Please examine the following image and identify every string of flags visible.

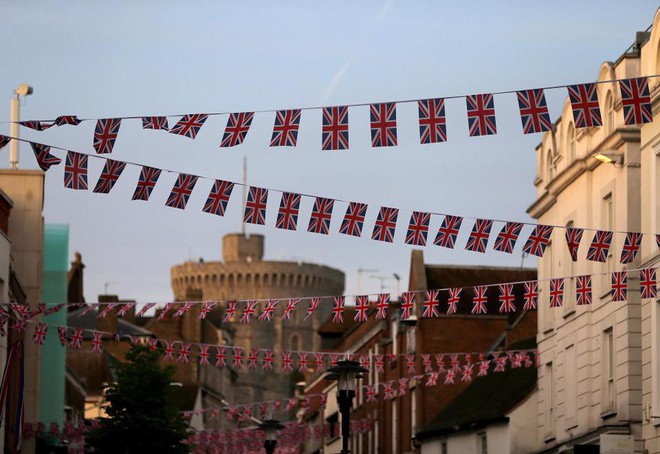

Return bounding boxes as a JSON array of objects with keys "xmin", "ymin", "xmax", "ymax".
[
  {"xmin": 9, "ymin": 76, "xmax": 657, "ymax": 151},
  {"xmin": 2, "ymin": 135, "xmax": 660, "ymax": 259}
]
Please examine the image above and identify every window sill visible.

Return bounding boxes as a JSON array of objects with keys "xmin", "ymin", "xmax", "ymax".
[
  {"xmin": 542, "ymin": 326, "xmax": 554, "ymax": 335},
  {"xmin": 543, "ymin": 433, "xmax": 556, "ymax": 443},
  {"xmin": 565, "ymin": 418, "xmax": 578, "ymax": 430},
  {"xmin": 600, "ymin": 409, "xmax": 617, "ymax": 419},
  {"xmin": 562, "ymin": 308, "xmax": 576, "ymax": 319}
]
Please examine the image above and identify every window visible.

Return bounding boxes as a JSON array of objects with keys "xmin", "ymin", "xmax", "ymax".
[
  {"xmin": 565, "ymin": 345, "xmax": 577, "ymax": 425},
  {"xmin": 603, "ymin": 328, "xmax": 616, "ymax": 413},
  {"xmin": 290, "ymin": 334, "xmax": 300, "ymax": 353},
  {"xmin": 545, "ymin": 362, "xmax": 555, "ymax": 436},
  {"xmin": 441, "ymin": 440, "xmax": 448, "ymax": 454},
  {"xmin": 568, "ymin": 123, "xmax": 576, "ymax": 163},
  {"xmin": 547, "ymin": 150, "xmax": 555, "ymax": 182},
  {"xmin": 605, "ymin": 91, "xmax": 614, "ymax": 135},
  {"xmin": 478, "ymin": 432, "xmax": 488, "ymax": 454},
  {"xmin": 406, "ymin": 327, "xmax": 416, "ymax": 353}
]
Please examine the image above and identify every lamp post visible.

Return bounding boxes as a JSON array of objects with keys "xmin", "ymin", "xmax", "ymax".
[
  {"xmin": 9, "ymin": 83, "xmax": 33, "ymax": 169},
  {"xmin": 326, "ymin": 360, "xmax": 368, "ymax": 454},
  {"xmin": 258, "ymin": 419, "xmax": 284, "ymax": 454}
]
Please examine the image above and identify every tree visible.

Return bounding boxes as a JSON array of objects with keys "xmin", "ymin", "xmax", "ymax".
[{"xmin": 87, "ymin": 344, "xmax": 189, "ymax": 453}]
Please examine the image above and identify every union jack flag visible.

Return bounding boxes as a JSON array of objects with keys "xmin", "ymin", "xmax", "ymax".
[
  {"xmin": 202, "ymin": 179, "xmax": 234, "ymax": 217},
  {"xmin": 315, "ymin": 352, "xmax": 326, "ymax": 373},
  {"xmin": 447, "ymin": 287, "xmax": 461, "ymax": 314},
  {"xmin": 549, "ymin": 278, "xmax": 564, "ymax": 308},
  {"xmin": 244, "ymin": 186, "xmax": 268, "ymax": 225},
  {"xmin": 259, "ymin": 299, "xmax": 278, "ymax": 321},
  {"xmin": 0, "ymin": 135, "xmax": 10, "ymax": 150},
  {"xmin": 516, "ymin": 89, "xmax": 553, "ymax": 134},
  {"xmin": 248, "ymin": 349, "xmax": 259, "ymax": 369},
  {"xmin": 132, "ymin": 166, "xmax": 162, "ymax": 201},
  {"xmin": 418, "ymin": 98, "xmax": 447, "ymax": 144},
  {"xmin": 619, "ymin": 232, "xmax": 642, "ymax": 264},
  {"xmin": 576, "ymin": 275, "xmax": 592, "ymax": 306},
  {"xmin": 177, "ymin": 343, "xmax": 191, "ymax": 364},
  {"xmin": 478, "ymin": 358, "xmax": 491, "ymax": 377},
  {"xmin": 375, "ymin": 293, "xmax": 389, "ymax": 319},
  {"xmin": 198, "ymin": 301, "xmax": 216, "ymax": 319},
  {"xmin": 586, "ymin": 230, "xmax": 613, "ymax": 263},
  {"xmin": 493, "ymin": 222, "xmax": 524, "ymax": 254},
  {"xmin": 405, "ymin": 211, "xmax": 431, "ymax": 246},
  {"xmin": 165, "ymin": 173, "xmax": 198, "ymax": 209},
  {"xmin": 370, "ymin": 102, "xmax": 397, "ymax": 147},
  {"xmin": 92, "ymin": 332, "xmax": 103, "ymax": 354},
  {"xmin": 198, "ymin": 345, "xmax": 210, "ymax": 366},
  {"xmin": 93, "ymin": 159, "xmax": 126, "ymax": 194},
  {"xmin": 435, "ymin": 354, "xmax": 446, "ymax": 373},
  {"xmin": 69, "ymin": 328, "xmax": 84, "ymax": 350},
  {"xmin": 282, "ymin": 298, "xmax": 299, "ymax": 320},
  {"xmin": 169, "ymin": 114, "xmax": 208, "ymax": 139},
  {"xmin": 426, "ymin": 372, "xmax": 440, "ymax": 387},
  {"xmin": 401, "ymin": 291, "xmax": 415, "ymax": 319},
  {"xmin": 321, "ymin": 106, "xmax": 349, "ymax": 150},
  {"xmin": 371, "ymin": 206, "xmax": 398, "ymax": 243},
  {"xmin": 461, "ymin": 363, "xmax": 474, "ymax": 383},
  {"xmin": 21, "ymin": 120, "xmax": 54, "ymax": 130},
  {"xmin": 33, "ymin": 322, "xmax": 47, "ymax": 345},
  {"xmin": 298, "ymin": 352, "xmax": 308, "ymax": 373},
  {"xmin": 640, "ymin": 268, "xmax": 657, "ymax": 300},
  {"xmin": 275, "ymin": 192, "xmax": 301, "ymax": 231},
  {"xmin": 471, "ymin": 286, "xmax": 488, "ymax": 314},
  {"xmin": 332, "ymin": 296, "xmax": 345, "ymax": 323},
  {"xmin": 434, "ymin": 215, "xmax": 463, "ymax": 248},
  {"xmin": 399, "ymin": 377, "xmax": 410, "ymax": 395},
  {"xmin": 339, "ymin": 202, "xmax": 367, "ymax": 237},
  {"xmin": 568, "ymin": 83, "xmax": 602, "ymax": 128},
  {"xmin": 93, "ymin": 118, "xmax": 122, "ymax": 154},
  {"xmin": 223, "ymin": 300, "xmax": 237, "ymax": 322},
  {"xmin": 215, "ymin": 347, "xmax": 227, "ymax": 368},
  {"xmin": 54, "ymin": 115, "xmax": 82, "ymax": 126},
  {"xmin": 31, "ymin": 143, "xmax": 61, "ymax": 171},
  {"xmin": 270, "ymin": 109, "xmax": 301, "ymax": 147},
  {"xmin": 383, "ymin": 381, "xmax": 396, "ymax": 399},
  {"xmin": 494, "ymin": 355, "xmax": 507, "ymax": 372},
  {"xmin": 444, "ymin": 369, "xmax": 456, "ymax": 385},
  {"xmin": 263, "ymin": 350, "xmax": 274, "ymax": 370},
  {"xmin": 465, "ymin": 219, "xmax": 493, "ymax": 253},
  {"xmin": 305, "ymin": 297, "xmax": 321, "ymax": 320},
  {"xmin": 172, "ymin": 302, "xmax": 194, "ymax": 318},
  {"xmin": 281, "ymin": 351, "xmax": 293, "ymax": 372},
  {"xmin": 366, "ymin": 384, "xmax": 378, "ymax": 402},
  {"xmin": 308, "ymin": 197, "xmax": 334, "ymax": 235},
  {"xmin": 64, "ymin": 151, "xmax": 88, "ymax": 190},
  {"xmin": 241, "ymin": 300, "xmax": 258, "ymax": 323},
  {"xmin": 220, "ymin": 112, "xmax": 254, "ymax": 147},
  {"xmin": 57, "ymin": 327, "xmax": 67, "ymax": 346},
  {"xmin": 498, "ymin": 284, "xmax": 515, "ymax": 313},
  {"xmin": 375, "ymin": 354, "xmax": 385, "ymax": 373},
  {"xmin": 232, "ymin": 348, "xmax": 244, "ymax": 369},
  {"xmin": 611, "ymin": 271, "xmax": 627, "ymax": 302},
  {"xmin": 565, "ymin": 227, "xmax": 584, "ymax": 262},
  {"xmin": 522, "ymin": 225, "xmax": 554, "ymax": 257},
  {"xmin": 422, "ymin": 290, "xmax": 440, "ymax": 318},
  {"xmin": 466, "ymin": 93, "xmax": 497, "ymax": 136},
  {"xmin": 354, "ymin": 295, "xmax": 369, "ymax": 322},
  {"xmin": 421, "ymin": 354, "xmax": 433, "ymax": 373},
  {"xmin": 141, "ymin": 116, "xmax": 169, "ymax": 130},
  {"xmin": 619, "ymin": 77, "xmax": 653, "ymax": 125}
]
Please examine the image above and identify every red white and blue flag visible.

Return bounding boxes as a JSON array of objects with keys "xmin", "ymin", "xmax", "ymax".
[
  {"xmin": 276, "ymin": 192, "xmax": 301, "ymax": 231},
  {"xmin": 568, "ymin": 83, "xmax": 602, "ymax": 128},
  {"xmin": 270, "ymin": 109, "xmax": 301, "ymax": 147},
  {"xmin": 198, "ymin": 345, "xmax": 210, "ymax": 366},
  {"xmin": 354, "ymin": 296, "xmax": 369, "ymax": 322},
  {"xmin": 434, "ymin": 215, "xmax": 463, "ymax": 248},
  {"xmin": 93, "ymin": 118, "xmax": 122, "ymax": 154},
  {"xmin": 586, "ymin": 230, "xmax": 613, "ymax": 263},
  {"xmin": 471, "ymin": 286, "xmax": 488, "ymax": 314},
  {"xmin": 405, "ymin": 211, "xmax": 431, "ymax": 246},
  {"xmin": 447, "ymin": 288, "xmax": 461, "ymax": 314},
  {"xmin": 465, "ymin": 219, "xmax": 493, "ymax": 253},
  {"xmin": 91, "ymin": 332, "xmax": 103, "ymax": 354},
  {"xmin": 498, "ymin": 284, "xmax": 515, "ymax": 313},
  {"xmin": 401, "ymin": 292, "xmax": 415, "ymax": 319},
  {"xmin": 549, "ymin": 278, "xmax": 564, "ymax": 308},
  {"xmin": 619, "ymin": 232, "xmax": 642, "ymax": 264},
  {"xmin": 220, "ymin": 112, "xmax": 254, "ymax": 147},
  {"xmin": 282, "ymin": 298, "xmax": 299, "ymax": 320},
  {"xmin": 332, "ymin": 296, "xmax": 345, "ymax": 323},
  {"xmin": 619, "ymin": 77, "xmax": 653, "ymax": 125},
  {"xmin": 169, "ymin": 114, "xmax": 208, "ymax": 139},
  {"xmin": 576, "ymin": 275, "xmax": 592, "ymax": 305},
  {"xmin": 33, "ymin": 323, "xmax": 47, "ymax": 345},
  {"xmin": 132, "ymin": 166, "xmax": 162, "ymax": 201},
  {"xmin": 281, "ymin": 352, "xmax": 293, "ymax": 372},
  {"xmin": 64, "ymin": 151, "xmax": 88, "ymax": 190},
  {"xmin": 466, "ymin": 94, "xmax": 497, "ymax": 136},
  {"xmin": 522, "ymin": 225, "xmax": 553, "ymax": 257},
  {"xmin": 640, "ymin": 268, "xmax": 657, "ymax": 300},
  {"xmin": 370, "ymin": 102, "xmax": 397, "ymax": 147},
  {"xmin": 0, "ymin": 135, "xmax": 10, "ymax": 151},
  {"xmin": 322, "ymin": 106, "xmax": 349, "ymax": 150},
  {"xmin": 21, "ymin": 120, "xmax": 54, "ymax": 131},
  {"xmin": 243, "ymin": 186, "xmax": 268, "ymax": 225},
  {"xmin": 305, "ymin": 297, "xmax": 321, "ymax": 320},
  {"xmin": 371, "ymin": 207, "xmax": 399, "ymax": 243},
  {"xmin": 611, "ymin": 271, "xmax": 627, "ymax": 302},
  {"xmin": 516, "ymin": 89, "xmax": 553, "ymax": 134},
  {"xmin": 31, "ymin": 143, "xmax": 61, "ymax": 171},
  {"xmin": 422, "ymin": 290, "xmax": 440, "ymax": 318},
  {"xmin": 523, "ymin": 281, "xmax": 538, "ymax": 310},
  {"xmin": 493, "ymin": 222, "xmax": 524, "ymax": 254},
  {"xmin": 141, "ymin": 116, "xmax": 169, "ymax": 130},
  {"xmin": 308, "ymin": 197, "xmax": 334, "ymax": 235},
  {"xmin": 375, "ymin": 293, "xmax": 389, "ymax": 319},
  {"xmin": 241, "ymin": 301, "xmax": 258, "ymax": 323},
  {"xmin": 202, "ymin": 180, "xmax": 234, "ymax": 217},
  {"xmin": 262, "ymin": 351, "xmax": 274, "ymax": 370},
  {"xmin": 339, "ymin": 202, "xmax": 367, "ymax": 237},
  {"xmin": 565, "ymin": 227, "xmax": 584, "ymax": 262},
  {"xmin": 259, "ymin": 299, "xmax": 278, "ymax": 321},
  {"xmin": 215, "ymin": 347, "xmax": 227, "ymax": 368},
  {"xmin": 165, "ymin": 173, "xmax": 198, "ymax": 210},
  {"xmin": 93, "ymin": 159, "xmax": 126, "ymax": 194},
  {"xmin": 54, "ymin": 115, "xmax": 82, "ymax": 126},
  {"xmin": 418, "ymin": 98, "xmax": 447, "ymax": 144}
]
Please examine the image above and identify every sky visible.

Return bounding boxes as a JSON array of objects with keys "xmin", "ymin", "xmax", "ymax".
[{"xmin": 0, "ymin": 1, "xmax": 658, "ymax": 304}]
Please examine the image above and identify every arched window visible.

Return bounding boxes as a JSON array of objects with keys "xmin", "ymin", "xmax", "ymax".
[
  {"xmin": 605, "ymin": 91, "xmax": 614, "ymax": 135},
  {"xmin": 290, "ymin": 334, "xmax": 300, "ymax": 353},
  {"xmin": 546, "ymin": 150, "xmax": 555, "ymax": 182},
  {"xmin": 567, "ymin": 123, "xmax": 576, "ymax": 163}
]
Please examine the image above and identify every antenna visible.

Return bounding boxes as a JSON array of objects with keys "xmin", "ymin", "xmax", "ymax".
[
  {"xmin": 242, "ymin": 156, "xmax": 247, "ymax": 236},
  {"xmin": 357, "ymin": 268, "xmax": 378, "ymax": 294}
]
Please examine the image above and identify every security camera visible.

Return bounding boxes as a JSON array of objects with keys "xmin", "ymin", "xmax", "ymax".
[{"xmin": 15, "ymin": 83, "xmax": 33, "ymax": 96}]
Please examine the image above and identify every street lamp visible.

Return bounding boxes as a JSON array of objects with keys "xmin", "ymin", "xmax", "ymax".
[
  {"xmin": 325, "ymin": 360, "xmax": 368, "ymax": 454},
  {"xmin": 258, "ymin": 419, "xmax": 284, "ymax": 454},
  {"xmin": 9, "ymin": 83, "xmax": 33, "ymax": 169}
]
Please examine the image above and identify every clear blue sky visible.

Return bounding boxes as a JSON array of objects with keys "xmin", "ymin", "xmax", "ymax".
[{"xmin": 1, "ymin": 1, "xmax": 657, "ymax": 303}]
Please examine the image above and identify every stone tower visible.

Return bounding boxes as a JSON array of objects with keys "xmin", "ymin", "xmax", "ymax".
[{"xmin": 171, "ymin": 233, "xmax": 344, "ymax": 403}]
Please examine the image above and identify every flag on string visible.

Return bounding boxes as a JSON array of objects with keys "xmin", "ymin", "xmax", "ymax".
[
  {"xmin": 298, "ymin": 352, "xmax": 308, "ymax": 373},
  {"xmin": 270, "ymin": 109, "xmax": 301, "ymax": 147},
  {"xmin": 54, "ymin": 115, "xmax": 82, "ymax": 126},
  {"xmin": 31, "ymin": 143, "xmax": 61, "ymax": 171},
  {"xmin": 93, "ymin": 118, "xmax": 122, "ymax": 154},
  {"xmin": 370, "ymin": 102, "xmax": 397, "ymax": 147},
  {"xmin": 261, "ymin": 351, "xmax": 275, "ymax": 370},
  {"xmin": 259, "ymin": 299, "xmax": 278, "ymax": 321},
  {"xmin": 478, "ymin": 358, "xmax": 491, "ymax": 376},
  {"xmin": 422, "ymin": 354, "xmax": 432, "ymax": 373},
  {"xmin": 163, "ymin": 340, "xmax": 175, "ymax": 361},
  {"xmin": 339, "ymin": 202, "xmax": 367, "ymax": 237},
  {"xmin": 375, "ymin": 293, "xmax": 389, "ymax": 319},
  {"xmin": 354, "ymin": 295, "xmax": 369, "ymax": 322},
  {"xmin": 202, "ymin": 180, "xmax": 234, "ymax": 217},
  {"xmin": 69, "ymin": 329, "xmax": 84, "ymax": 350},
  {"xmin": 332, "ymin": 296, "xmax": 344, "ymax": 323},
  {"xmin": 169, "ymin": 114, "xmax": 208, "ymax": 139},
  {"xmin": 422, "ymin": 290, "xmax": 440, "ymax": 318},
  {"xmin": 493, "ymin": 222, "xmax": 524, "ymax": 254},
  {"xmin": 471, "ymin": 286, "xmax": 488, "ymax": 314},
  {"xmin": 444, "ymin": 368, "xmax": 456, "ymax": 384},
  {"xmin": 640, "ymin": 268, "xmax": 657, "ymax": 300},
  {"xmin": 611, "ymin": 271, "xmax": 627, "ymax": 302},
  {"xmin": 383, "ymin": 381, "xmax": 396, "ymax": 399},
  {"xmin": 232, "ymin": 348, "xmax": 243, "ymax": 369},
  {"xmin": 447, "ymin": 287, "xmax": 461, "ymax": 314},
  {"xmin": 281, "ymin": 351, "xmax": 293, "ymax": 372},
  {"xmin": 276, "ymin": 192, "xmax": 301, "ymax": 231},
  {"xmin": 33, "ymin": 323, "xmax": 47, "ymax": 345},
  {"xmin": 461, "ymin": 363, "xmax": 474, "ymax": 383},
  {"xmin": 93, "ymin": 159, "xmax": 126, "ymax": 194},
  {"xmin": 549, "ymin": 278, "xmax": 564, "ymax": 307},
  {"xmin": 405, "ymin": 211, "xmax": 430, "ymax": 246},
  {"xmin": 243, "ymin": 186, "xmax": 268, "ymax": 225},
  {"xmin": 177, "ymin": 343, "xmax": 191, "ymax": 364},
  {"xmin": 398, "ymin": 377, "xmax": 409, "ymax": 395},
  {"xmin": 619, "ymin": 232, "xmax": 642, "ymax": 264},
  {"xmin": 418, "ymin": 98, "xmax": 447, "ymax": 144},
  {"xmin": 20, "ymin": 121, "xmax": 54, "ymax": 131},
  {"xmin": 315, "ymin": 353, "xmax": 325, "ymax": 373},
  {"xmin": 434, "ymin": 215, "xmax": 463, "ymax": 248},
  {"xmin": 223, "ymin": 301, "xmax": 237, "ymax": 322},
  {"xmin": 308, "ymin": 197, "xmax": 334, "ymax": 234},
  {"xmin": 516, "ymin": 89, "xmax": 553, "ymax": 134},
  {"xmin": 586, "ymin": 230, "xmax": 613, "ymax": 263},
  {"xmin": 220, "ymin": 112, "xmax": 254, "ymax": 147},
  {"xmin": 465, "ymin": 219, "xmax": 493, "ymax": 253},
  {"xmin": 565, "ymin": 227, "xmax": 584, "ymax": 261},
  {"xmin": 401, "ymin": 291, "xmax": 415, "ymax": 319},
  {"xmin": 132, "ymin": 166, "xmax": 162, "ymax": 201},
  {"xmin": 0, "ymin": 135, "xmax": 10, "ymax": 150},
  {"xmin": 372, "ymin": 206, "xmax": 398, "ymax": 242},
  {"xmin": 282, "ymin": 298, "xmax": 299, "ymax": 320},
  {"xmin": 141, "ymin": 116, "xmax": 169, "ymax": 130},
  {"xmin": 248, "ymin": 349, "xmax": 258, "ymax": 369},
  {"xmin": 568, "ymin": 83, "xmax": 602, "ymax": 128},
  {"xmin": 198, "ymin": 345, "xmax": 210, "ymax": 366},
  {"xmin": 305, "ymin": 297, "xmax": 321, "ymax": 320},
  {"xmin": 494, "ymin": 355, "xmax": 507, "ymax": 372},
  {"xmin": 91, "ymin": 332, "xmax": 103, "ymax": 353},
  {"xmin": 241, "ymin": 301, "xmax": 258, "ymax": 323},
  {"xmin": 522, "ymin": 225, "xmax": 553, "ymax": 257},
  {"xmin": 215, "ymin": 347, "xmax": 227, "ymax": 368},
  {"xmin": 64, "ymin": 151, "xmax": 88, "ymax": 190},
  {"xmin": 198, "ymin": 301, "xmax": 216, "ymax": 319},
  {"xmin": 466, "ymin": 93, "xmax": 497, "ymax": 136},
  {"xmin": 576, "ymin": 275, "xmax": 592, "ymax": 306},
  {"xmin": 322, "ymin": 106, "xmax": 349, "ymax": 150},
  {"xmin": 366, "ymin": 385, "xmax": 377, "ymax": 402},
  {"xmin": 619, "ymin": 77, "xmax": 653, "ymax": 125},
  {"xmin": 498, "ymin": 283, "xmax": 515, "ymax": 313},
  {"xmin": 165, "ymin": 173, "xmax": 198, "ymax": 209}
]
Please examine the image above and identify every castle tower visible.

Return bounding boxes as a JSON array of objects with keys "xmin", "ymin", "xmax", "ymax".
[{"xmin": 171, "ymin": 233, "xmax": 345, "ymax": 403}]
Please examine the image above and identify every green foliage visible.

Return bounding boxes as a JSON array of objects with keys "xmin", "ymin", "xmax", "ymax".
[{"xmin": 87, "ymin": 344, "xmax": 189, "ymax": 453}]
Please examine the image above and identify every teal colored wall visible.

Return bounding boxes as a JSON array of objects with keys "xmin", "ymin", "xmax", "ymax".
[{"xmin": 40, "ymin": 224, "xmax": 69, "ymax": 426}]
